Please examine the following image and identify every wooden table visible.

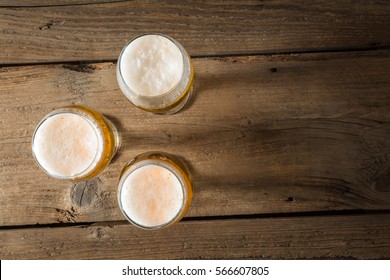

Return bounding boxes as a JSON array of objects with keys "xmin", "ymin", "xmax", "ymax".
[{"xmin": 1, "ymin": 0, "xmax": 390, "ymax": 259}]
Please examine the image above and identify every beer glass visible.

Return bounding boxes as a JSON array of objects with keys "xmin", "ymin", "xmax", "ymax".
[
  {"xmin": 118, "ymin": 151, "xmax": 193, "ymax": 229},
  {"xmin": 117, "ymin": 34, "xmax": 194, "ymax": 114},
  {"xmin": 32, "ymin": 105, "xmax": 120, "ymax": 181}
]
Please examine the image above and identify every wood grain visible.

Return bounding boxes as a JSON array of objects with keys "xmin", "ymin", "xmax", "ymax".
[
  {"xmin": 0, "ymin": 0, "xmax": 389, "ymax": 64},
  {"xmin": 0, "ymin": 0, "xmax": 122, "ymax": 7},
  {"xmin": 1, "ymin": 214, "xmax": 389, "ymax": 259},
  {"xmin": 0, "ymin": 50, "xmax": 389, "ymax": 226}
]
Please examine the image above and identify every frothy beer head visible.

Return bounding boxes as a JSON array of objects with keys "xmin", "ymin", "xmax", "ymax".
[
  {"xmin": 118, "ymin": 152, "xmax": 193, "ymax": 229},
  {"xmin": 120, "ymin": 164, "xmax": 184, "ymax": 228},
  {"xmin": 119, "ymin": 34, "xmax": 184, "ymax": 96},
  {"xmin": 117, "ymin": 34, "xmax": 194, "ymax": 113},
  {"xmin": 32, "ymin": 106, "xmax": 119, "ymax": 181},
  {"xmin": 33, "ymin": 112, "xmax": 102, "ymax": 178}
]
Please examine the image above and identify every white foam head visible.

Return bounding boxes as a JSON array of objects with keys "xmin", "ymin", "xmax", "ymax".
[
  {"xmin": 119, "ymin": 34, "xmax": 184, "ymax": 97},
  {"xmin": 120, "ymin": 164, "xmax": 184, "ymax": 228},
  {"xmin": 33, "ymin": 112, "xmax": 102, "ymax": 178}
]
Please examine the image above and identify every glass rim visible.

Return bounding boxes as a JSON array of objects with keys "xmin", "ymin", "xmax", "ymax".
[
  {"xmin": 117, "ymin": 33, "xmax": 191, "ymax": 101},
  {"xmin": 117, "ymin": 157, "xmax": 190, "ymax": 230},
  {"xmin": 31, "ymin": 106, "xmax": 105, "ymax": 180}
]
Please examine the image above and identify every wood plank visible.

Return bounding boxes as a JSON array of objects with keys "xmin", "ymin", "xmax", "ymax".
[
  {"xmin": 0, "ymin": 0, "xmax": 389, "ymax": 64},
  {"xmin": 0, "ymin": 0, "xmax": 120, "ymax": 7},
  {"xmin": 1, "ymin": 214, "xmax": 389, "ymax": 259},
  {"xmin": 0, "ymin": 0, "xmax": 120, "ymax": 8},
  {"xmin": 1, "ymin": 50, "xmax": 390, "ymax": 226}
]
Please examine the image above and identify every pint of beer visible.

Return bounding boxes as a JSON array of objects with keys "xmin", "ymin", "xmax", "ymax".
[
  {"xmin": 117, "ymin": 34, "xmax": 194, "ymax": 114},
  {"xmin": 32, "ymin": 106, "xmax": 120, "ymax": 181},
  {"xmin": 118, "ymin": 152, "xmax": 193, "ymax": 229}
]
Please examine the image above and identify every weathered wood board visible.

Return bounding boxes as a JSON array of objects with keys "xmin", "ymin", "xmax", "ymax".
[
  {"xmin": 1, "ymin": 50, "xmax": 389, "ymax": 227},
  {"xmin": 1, "ymin": 214, "xmax": 389, "ymax": 259},
  {"xmin": 0, "ymin": 0, "xmax": 389, "ymax": 64}
]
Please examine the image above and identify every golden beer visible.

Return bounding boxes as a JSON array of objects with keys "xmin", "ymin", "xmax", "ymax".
[
  {"xmin": 32, "ymin": 105, "xmax": 120, "ymax": 181},
  {"xmin": 118, "ymin": 151, "xmax": 193, "ymax": 229},
  {"xmin": 116, "ymin": 34, "xmax": 194, "ymax": 114}
]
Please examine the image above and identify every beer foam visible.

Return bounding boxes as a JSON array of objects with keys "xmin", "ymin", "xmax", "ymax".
[
  {"xmin": 120, "ymin": 164, "xmax": 184, "ymax": 227},
  {"xmin": 33, "ymin": 113, "xmax": 101, "ymax": 177},
  {"xmin": 120, "ymin": 34, "xmax": 184, "ymax": 96}
]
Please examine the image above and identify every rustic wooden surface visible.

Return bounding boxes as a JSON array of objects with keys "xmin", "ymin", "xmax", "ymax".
[
  {"xmin": 1, "ymin": 51, "xmax": 390, "ymax": 227},
  {"xmin": 0, "ymin": 0, "xmax": 120, "ymax": 6},
  {"xmin": 1, "ymin": 0, "xmax": 389, "ymax": 64},
  {"xmin": 0, "ymin": 0, "xmax": 390, "ymax": 259},
  {"xmin": 1, "ymin": 214, "xmax": 389, "ymax": 259}
]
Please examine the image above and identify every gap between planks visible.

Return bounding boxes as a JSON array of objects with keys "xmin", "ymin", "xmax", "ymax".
[
  {"xmin": 1, "ymin": 45, "xmax": 389, "ymax": 68},
  {"xmin": 1, "ymin": 209, "xmax": 390, "ymax": 231}
]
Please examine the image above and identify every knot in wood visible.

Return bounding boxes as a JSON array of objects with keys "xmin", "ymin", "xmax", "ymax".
[{"xmin": 71, "ymin": 178, "xmax": 101, "ymax": 208}]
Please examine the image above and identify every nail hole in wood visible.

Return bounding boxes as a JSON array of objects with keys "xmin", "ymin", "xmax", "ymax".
[{"xmin": 286, "ymin": 196, "xmax": 294, "ymax": 202}]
